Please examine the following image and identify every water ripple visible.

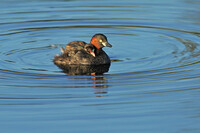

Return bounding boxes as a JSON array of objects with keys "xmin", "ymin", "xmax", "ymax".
[
  {"xmin": 1, "ymin": 1, "xmax": 200, "ymax": 132},
  {"xmin": 1, "ymin": 6, "xmax": 200, "ymax": 85}
]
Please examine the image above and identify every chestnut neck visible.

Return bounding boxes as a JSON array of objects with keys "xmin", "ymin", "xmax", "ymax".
[{"xmin": 90, "ymin": 37, "xmax": 101, "ymax": 50}]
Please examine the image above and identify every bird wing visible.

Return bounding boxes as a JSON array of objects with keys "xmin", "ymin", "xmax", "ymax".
[{"xmin": 63, "ymin": 41, "xmax": 87, "ymax": 57}]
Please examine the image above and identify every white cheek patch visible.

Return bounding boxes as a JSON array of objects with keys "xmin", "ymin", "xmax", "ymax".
[{"xmin": 102, "ymin": 42, "xmax": 107, "ymax": 47}]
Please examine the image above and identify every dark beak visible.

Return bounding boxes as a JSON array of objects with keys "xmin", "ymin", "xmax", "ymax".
[{"xmin": 102, "ymin": 42, "xmax": 112, "ymax": 48}]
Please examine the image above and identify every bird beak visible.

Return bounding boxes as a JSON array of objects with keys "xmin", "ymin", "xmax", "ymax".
[
  {"xmin": 102, "ymin": 42, "xmax": 112, "ymax": 48},
  {"xmin": 90, "ymin": 50, "xmax": 96, "ymax": 57}
]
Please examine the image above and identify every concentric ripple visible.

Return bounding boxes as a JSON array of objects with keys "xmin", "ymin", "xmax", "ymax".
[
  {"xmin": 0, "ymin": 0, "xmax": 200, "ymax": 96},
  {"xmin": 1, "ymin": 0, "xmax": 200, "ymax": 132}
]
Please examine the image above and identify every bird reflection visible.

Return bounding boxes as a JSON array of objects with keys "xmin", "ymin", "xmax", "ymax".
[
  {"xmin": 55, "ymin": 64, "xmax": 110, "ymax": 96},
  {"xmin": 91, "ymin": 76, "xmax": 108, "ymax": 97}
]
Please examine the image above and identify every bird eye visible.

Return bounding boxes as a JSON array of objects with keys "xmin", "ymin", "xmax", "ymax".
[{"xmin": 99, "ymin": 40, "xmax": 103, "ymax": 43}]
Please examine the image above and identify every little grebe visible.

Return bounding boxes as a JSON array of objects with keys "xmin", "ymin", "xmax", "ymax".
[{"xmin": 54, "ymin": 33, "xmax": 112, "ymax": 65}]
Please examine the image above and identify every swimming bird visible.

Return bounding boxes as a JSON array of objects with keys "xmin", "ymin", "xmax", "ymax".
[{"xmin": 53, "ymin": 33, "xmax": 112, "ymax": 65}]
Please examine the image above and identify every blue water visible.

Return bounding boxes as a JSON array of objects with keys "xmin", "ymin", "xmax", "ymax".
[{"xmin": 1, "ymin": 0, "xmax": 200, "ymax": 132}]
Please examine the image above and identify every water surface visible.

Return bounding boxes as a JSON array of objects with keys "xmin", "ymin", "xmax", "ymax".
[{"xmin": 1, "ymin": 0, "xmax": 200, "ymax": 132}]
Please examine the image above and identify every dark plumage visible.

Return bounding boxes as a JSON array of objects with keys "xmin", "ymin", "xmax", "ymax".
[{"xmin": 53, "ymin": 34, "xmax": 112, "ymax": 65}]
